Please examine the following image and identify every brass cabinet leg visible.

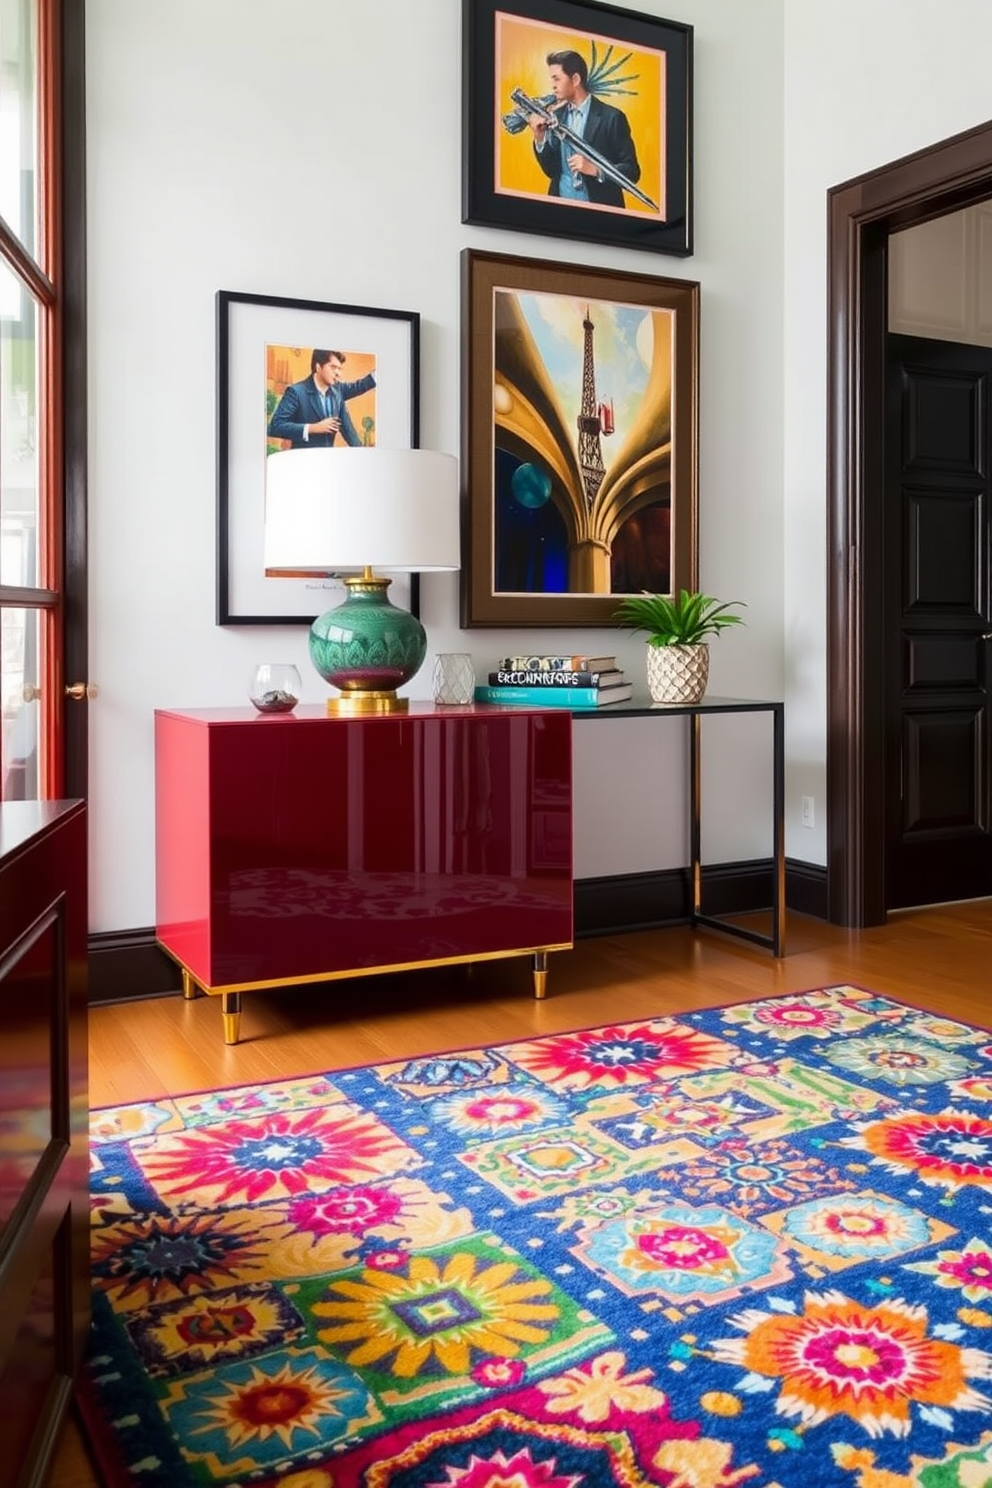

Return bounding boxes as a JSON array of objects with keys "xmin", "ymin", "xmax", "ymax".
[
  {"xmin": 222, "ymin": 992, "xmax": 242, "ymax": 1045},
  {"xmin": 181, "ymin": 969, "xmax": 201, "ymax": 1000},
  {"xmin": 532, "ymin": 951, "xmax": 549, "ymax": 1000}
]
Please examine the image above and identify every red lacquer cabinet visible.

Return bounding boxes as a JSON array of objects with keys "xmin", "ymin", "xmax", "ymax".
[{"xmin": 154, "ymin": 704, "xmax": 573, "ymax": 1042}]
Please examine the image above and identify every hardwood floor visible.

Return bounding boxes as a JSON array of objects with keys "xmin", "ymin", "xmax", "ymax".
[{"xmin": 49, "ymin": 901, "xmax": 992, "ymax": 1487}]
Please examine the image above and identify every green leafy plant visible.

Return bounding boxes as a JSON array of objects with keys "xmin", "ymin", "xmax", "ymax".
[{"xmin": 614, "ymin": 589, "xmax": 746, "ymax": 646}]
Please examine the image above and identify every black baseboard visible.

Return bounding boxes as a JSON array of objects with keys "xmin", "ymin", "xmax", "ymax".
[
  {"xmin": 87, "ymin": 860, "xmax": 829, "ymax": 1004},
  {"xmin": 573, "ymin": 857, "xmax": 828, "ymax": 938},
  {"xmin": 88, "ymin": 927, "xmax": 182, "ymax": 1003},
  {"xmin": 784, "ymin": 857, "xmax": 830, "ymax": 919}
]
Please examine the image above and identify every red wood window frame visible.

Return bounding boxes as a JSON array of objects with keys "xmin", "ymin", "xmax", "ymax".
[{"xmin": 0, "ymin": 0, "xmax": 64, "ymax": 799}]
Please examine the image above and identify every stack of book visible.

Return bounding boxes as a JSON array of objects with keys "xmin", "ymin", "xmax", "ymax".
[{"xmin": 474, "ymin": 654, "xmax": 633, "ymax": 708}]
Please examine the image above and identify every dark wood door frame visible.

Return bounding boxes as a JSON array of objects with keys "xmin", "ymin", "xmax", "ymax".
[{"xmin": 827, "ymin": 118, "xmax": 992, "ymax": 926}]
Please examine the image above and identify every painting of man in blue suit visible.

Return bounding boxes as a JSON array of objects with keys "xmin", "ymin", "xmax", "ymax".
[{"xmin": 267, "ymin": 349, "xmax": 376, "ymax": 449}]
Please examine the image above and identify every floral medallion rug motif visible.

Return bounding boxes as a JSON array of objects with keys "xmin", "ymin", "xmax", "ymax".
[{"xmin": 80, "ymin": 985, "xmax": 992, "ymax": 1488}]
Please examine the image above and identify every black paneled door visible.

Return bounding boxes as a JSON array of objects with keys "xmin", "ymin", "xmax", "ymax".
[{"xmin": 885, "ymin": 334, "xmax": 992, "ymax": 908}]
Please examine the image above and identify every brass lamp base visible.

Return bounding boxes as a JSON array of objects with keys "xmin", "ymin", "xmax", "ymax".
[{"xmin": 326, "ymin": 690, "xmax": 410, "ymax": 716}]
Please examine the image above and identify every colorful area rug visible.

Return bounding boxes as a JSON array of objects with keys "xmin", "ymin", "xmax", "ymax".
[{"xmin": 80, "ymin": 985, "xmax": 992, "ymax": 1488}]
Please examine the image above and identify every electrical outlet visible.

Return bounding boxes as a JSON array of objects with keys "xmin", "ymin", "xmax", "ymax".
[{"xmin": 801, "ymin": 795, "xmax": 815, "ymax": 829}]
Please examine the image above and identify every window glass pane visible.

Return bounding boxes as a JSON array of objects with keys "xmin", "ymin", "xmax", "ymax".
[
  {"xmin": 0, "ymin": 253, "xmax": 39, "ymax": 587},
  {"xmin": 1, "ymin": 606, "xmax": 39, "ymax": 800},
  {"xmin": 0, "ymin": 0, "xmax": 38, "ymax": 259}
]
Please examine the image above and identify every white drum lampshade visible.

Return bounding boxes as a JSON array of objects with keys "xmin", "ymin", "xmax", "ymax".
[{"xmin": 264, "ymin": 447, "xmax": 460, "ymax": 714}]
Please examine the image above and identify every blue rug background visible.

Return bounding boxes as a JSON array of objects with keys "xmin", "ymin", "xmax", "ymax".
[{"xmin": 80, "ymin": 985, "xmax": 992, "ymax": 1487}]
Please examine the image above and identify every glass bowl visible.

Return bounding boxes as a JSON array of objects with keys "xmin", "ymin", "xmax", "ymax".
[{"xmin": 249, "ymin": 663, "xmax": 301, "ymax": 714}]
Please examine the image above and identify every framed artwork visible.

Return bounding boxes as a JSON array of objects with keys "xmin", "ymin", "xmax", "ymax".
[
  {"xmin": 462, "ymin": 0, "xmax": 692, "ymax": 257},
  {"xmin": 216, "ymin": 290, "xmax": 420, "ymax": 624},
  {"xmin": 460, "ymin": 248, "xmax": 699, "ymax": 628}
]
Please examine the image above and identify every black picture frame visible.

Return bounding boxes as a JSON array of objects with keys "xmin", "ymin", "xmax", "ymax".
[
  {"xmin": 462, "ymin": 0, "xmax": 692, "ymax": 258},
  {"xmin": 216, "ymin": 290, "xmax": 420, "ymax": 625},
  {"xmin": 461, "ymin": 248, "xmax": 699, "ymax": 627}
]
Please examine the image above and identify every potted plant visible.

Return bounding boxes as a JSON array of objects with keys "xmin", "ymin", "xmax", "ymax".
[{"xmin": 614, "ymin": 589, "xmax": 746, "ymax": 703}]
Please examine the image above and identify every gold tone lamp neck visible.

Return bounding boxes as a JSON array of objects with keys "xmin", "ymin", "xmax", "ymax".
[{"xmin": 342, "ymin": 565, "xmax": 390, "ymax": 596}]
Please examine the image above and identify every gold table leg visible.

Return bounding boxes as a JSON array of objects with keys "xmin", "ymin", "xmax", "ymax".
[
  {"xmin": 181, "ymin": 969, "xmax": 201, "ymax": 1000},
  {"xmin": 532, "ymin": 950, "xmax": 549, "ymax": 1000},
  {"xmin": 222, "ymin": 992, "xmax": 242, "ymax": 1045}
]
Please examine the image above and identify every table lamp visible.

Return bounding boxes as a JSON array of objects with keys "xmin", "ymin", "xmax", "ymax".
[{"xmin": 264, "ymin": 446, "xmax": 460, "ymax": 714}]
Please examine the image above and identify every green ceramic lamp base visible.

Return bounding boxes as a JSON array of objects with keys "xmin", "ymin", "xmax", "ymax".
[{"xmin": 308, "ymin": 568, "xmax": 426, "ymax": 715}]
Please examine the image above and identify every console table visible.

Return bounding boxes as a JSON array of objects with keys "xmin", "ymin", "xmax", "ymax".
[
  {"xmin": 154, "ymin": 705, "xmax": 573, "ymax": 1044},
  {"xmin": 574, "ymin": 696, "xmax": 786, "ymax": 956}
]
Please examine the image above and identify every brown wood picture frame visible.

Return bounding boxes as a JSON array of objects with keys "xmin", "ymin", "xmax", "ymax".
[{"xmin": 460, "ymin": 248, "xmax": 699, "ymax": 628}]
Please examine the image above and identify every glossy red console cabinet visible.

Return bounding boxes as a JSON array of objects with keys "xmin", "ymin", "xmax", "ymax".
[{"xmin": 155, "ymin": 704, "xmax": 572, "ymax": 1027}]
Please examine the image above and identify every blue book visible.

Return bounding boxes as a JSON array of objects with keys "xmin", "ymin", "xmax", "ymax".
[{"xmin": 474, "ymin": 683, "xmax": 633, "ymax": 708}]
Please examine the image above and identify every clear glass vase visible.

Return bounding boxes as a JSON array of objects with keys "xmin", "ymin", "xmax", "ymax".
[
  {"xmin": 432, "ymin": 653, "xmax": 475, "ymax": 705},
  {"xmin": 249, "ymin": 663, "xmax": 302, "ymax": 713}
]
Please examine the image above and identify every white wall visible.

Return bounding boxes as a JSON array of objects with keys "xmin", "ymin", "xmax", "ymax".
[
  {"xmin": 86, "ymin": 0, "xmax": 788, "ymax": 931},
  {"xmin": 781, "ymin": 0, "xmax": 992, "ymax": 880}
]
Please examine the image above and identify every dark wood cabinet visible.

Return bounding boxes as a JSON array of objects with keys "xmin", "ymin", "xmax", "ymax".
[{"xmin": 0, "ymin": 801, "xmax": 89, "ymax": 1488}]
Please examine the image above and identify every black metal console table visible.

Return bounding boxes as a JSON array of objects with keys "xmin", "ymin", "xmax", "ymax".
[{"xmin": 573, "ymin": 696, "xmax": 785, "ymax": 956}]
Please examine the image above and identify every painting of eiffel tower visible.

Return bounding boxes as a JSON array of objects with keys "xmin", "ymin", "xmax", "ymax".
[
  {"xmin": 462, "ymin": 250, "xmax": 698, "ymax": 628},
  {"xmin": 577, "ymin": 306, "xmax": 607, "ymax": 505},
  {"xmin": 492, "ymin": 287, "xmax": 674, "ymax": 596}
]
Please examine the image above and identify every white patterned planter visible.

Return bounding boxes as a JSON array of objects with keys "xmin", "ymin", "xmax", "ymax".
[{"xmin": 645, "ymin": 642, "xmax": 709, "ymax": 704}]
